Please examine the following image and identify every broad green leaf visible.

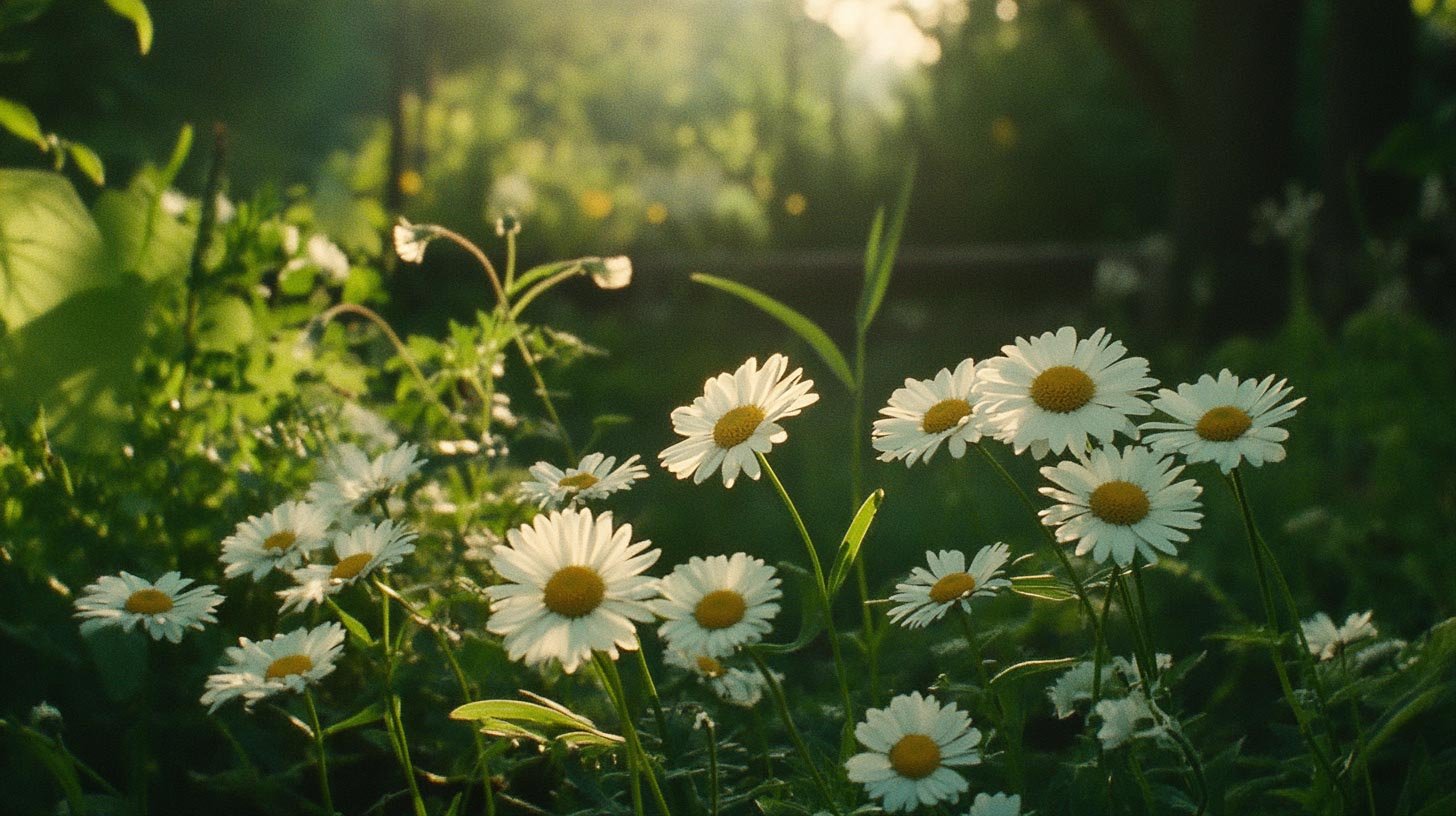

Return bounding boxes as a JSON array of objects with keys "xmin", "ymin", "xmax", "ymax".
[
  {"xmin": 450, "ymin": 699, "xmax": 596, "ymax": 732},
  {"xmin": 322, "ymin": 702, "xmax": 384, "ymax": 737},
  {"xmin": 325, "ymin": 598, "xmax": 375, "ymax": 647},
  {"xmin": 826, "ymin": 489, "xmax": 885, "ymax": 599},
  {"xmin": 990, "ymin": 657, "xmax": 1079, "ymax": 687},
  {"xmin": 66, "ymin": 142, "xmax": 105, "ymax": 186},
  {"xmin": 556, "ymin": 730, "xmax": 626, "ymax": 748},
  {"xmin": 1, "ymin": 721, "xmax": 86, "ymax": 816},
  {"xmin": 1009, "ymin": 573, "xmax": 1080, "ymax": 602},
  {"xmin": 102, "ymin": 0, "xmax": 153, "ymax": 54},
  {"xmin": 92, "ymin": 170, "xmax": 196, "ymax": 281},
  {"xmin": 691, "ymin": 272, "xmax": 854, "ymax": 390},
  {"xmin": 0, "ymin": 97, "xmax": 45, "ymax": 149},
  {"xmin": 0, "ymin": 170, "xmax": 113, "ymax": 330},
  {"xmin": 854, "ymin": 162, "xmax": 915, "ymax": 336}
]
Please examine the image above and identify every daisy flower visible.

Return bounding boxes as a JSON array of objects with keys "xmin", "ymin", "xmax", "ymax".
[
  {"xmin": 872, "ymin": 358, "xmax": 986, "ymax": 467},
  {"xmin": 519, "ymin": 452, "xmax": 649, "ymax": 509},
  {"xmin": 393, "ymin": 217, "xmax": 436, "ymax": 264},
  {"xmin": 665, "ymin": 650, "xmax": 771, "ymax": 707},
  {"xmin": 200, "ymin": 623, "xmax": 345, "ymax": 712},
  {"xmin": 1046, "ymin": 660, "xmax": 1113, "ymax": 719},
  {"xmin": 1141, "ymin": 370, "xmax": 1305, "ymax": 473},
  {"xmin": 659, "ymin": 354, "xmax": 818, "ymax": 488},
  {"xmin": 485, "ymin": 508, "xmax": 660, "ymax": 673},
  {"xmin": 219, "ymin": 500, "xmax": 332, "ymax": 580},
  {"xmin": 1039, "ymin": 445, "xmax": 1203, "ymax": 566},
  {"xmin": 887, "ymin": 544, "xmax": 1012, "ymax": 629},
  {"xmin": 966, "ymin": 792, "xmax": 1023, "ymax": 816},
  {"xmin": 845, "ymin": 691, "xmax": 983, "ymax": 813},
  {"xmin": 74, "ymin": 572, "xmax": 224, "ymax": 643},
  {"xmin": 974, "ymin": 327, "xmax": 1157, "ymax": 458},
  {"xmin": 277, "ymin": 520, "xmax": 418, "ymax": 613},
  {"xmin": 1302, "ymin": 610, "xmax": 1377, "ymax": 661},
  {"xmin": 654, "ymin": 553, "xmax": 782, "ymax": 657},
  {"xmin": 1094, "ymin": 694, "xmax": 1168, "ymax": 749},
  {"xmin": 307, "ymin": 442, "xmax": 425, "ymax": 515}
]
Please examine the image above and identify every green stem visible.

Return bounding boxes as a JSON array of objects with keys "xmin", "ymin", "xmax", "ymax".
[
  {"xmin": 1168, "ymin": 726, "xmax": 1209, "ymax": 816},
  {"xmin": 597, "ymin": 654, "xmax": 672, "ymax": 816},
  {"xmin": 756, "ymin": 452, "xmax": 856, "ymax": 730},
  {"xmin": 747, "ymin": 649, "xmax": 839, "ymax": 813},
  {"xmin": 849, "ymin": 333, "xmax": 881, "ymax": 704},
  {"xmin": 632, "ymin": 648, "xmax": 672, "ymax": 752},
  {"xmin": 1130, "ymin": 560, "xmax": 1159, "ymax": 681},
  {"xmin": 702, "ymin": 713, "xmax": 721, "ymax": 816},
  {"xmin": 1091, "ymin": 567, "xmax": 1118, "ymax": 708},
  {"xmin": 379, "ymin": 585, "xmax": 428, "ymax": 816},
  {"xmin": 1114, "ymin": 569, "xmax": 1155, "ymax": 687},
  {"xmin": 304, "ymin": 690, "xmax": 336, "ymax": 816}
]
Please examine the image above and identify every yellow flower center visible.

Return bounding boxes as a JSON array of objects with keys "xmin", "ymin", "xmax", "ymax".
[
  {"xmin": 922, "ymin": 398, "xmax": 972, "ymax": 434},
  {"xmin": 928, "ymin": 572, "xmax": 978, "ymax": 604},
  {"xmin": 557, "ymin": 472, "xmax": 600, "ymax": 490},
  {"xmin": 330, "ymin": 553, "xmax": 374, "ymax": 581},
  {"xmin": 1195, "ymin": 405, "xmax": 1252, "ymax": 442},
  {"xmin": 263, "ymin": 531, "xmax": 298, "ymax": 551},
  {"xmin": 123, "ymin": 588, "xmax": 173, "ymax": 615},
  {"xmin": 694, "ymin": 589, "xmax": 748, "ymax": 630},
  {"xmin": 1089, "ymin": 480, "xmax": 1151, "ymax": 526},
  {"xmin": 1030, "ymin": 365, "xmax": 1096, "ymax": 413},
  {"xmin": 543, "ymin": 565, "xmax": 606, "ymax": 618},
  {"xmin": 712, "ymin": 405, "xmax": 765, "ymax": 449},
  {"xmin": 888, "ymin": 734, "xmax": 941, "ymax": 779},
  {"xmin": 265, "ymin": 654, "xmax": 314, "ymax": 680},
  {"xmin": 695, "ymin": 655, "xmax": 726, "ymax": 677}
]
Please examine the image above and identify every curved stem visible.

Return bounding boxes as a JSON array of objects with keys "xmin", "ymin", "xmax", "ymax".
[
  {"xmin": 378, "ymin": 584, "xmax": 428, "ymax": 816},
  {"xmin": 756, "ymin": 452, "xmax": 856, "ymax": 729},
  {"xmin": 597, "ymin": 654, "xmax": 672, "ymax": 816},
  {"xmin": 632, "ymin": 648, "xmax": 672, "ymax": 753},
  {"xmin": 303, "ymin": 690, "xmax": 335, "ymax": 816},
  {"xmin": 747, "ymin": 649, "xmax": 840, "ymax": 814}
]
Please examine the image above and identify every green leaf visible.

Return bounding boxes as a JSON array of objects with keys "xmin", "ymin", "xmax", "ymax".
[
  {"xmin": 0, "ymin": 97, "xmax": 45, "ymax": 150},
  {"xmin": 92, "ymin": 170, "xmax": 196, "ymax": 281},
  {"xmin": 65, "ymin": 142, "xmax": 105, "ymax": 186},
  {"xmin": 1, "ymin": 721, "xmax": 86, "ymax": 816},
  {"xmin": 322, "ymin": 702, "xmax": 384, "ymax": 737},
  {"xmin": 102, "ymin": 0, "xmax": 153, "ymax": 54},
  {"xmin": 854, "ymin": 162, "xmax": 915, "ymax": 336},
  {"xmin": 450, "ymin": 699, "xmax": 595, "ymax": 732},
  {"xmin": 160, "ymin": 123, "xmax": 193, "ymax": 187},
  {"xmin": 990, "ymin": 657, "xmax": 1079, "ymax": 687},
  {"xmin": 756, "ymin": 562, "xmax": 824, "ymax": 654},
  {"xmin": 1009, "ymin": 573, "xmax": 1080, "ymax": 602},
  {"xmin": 826, "ymin": 489, "xmax": 884, "ymax": 599},
  {"xmin": 507, "ymin": 259, "xmax": 583, "ymax": 298},
  {"xmin": 691, "ymin": 272, "xmax": 854, "ymax": 390},
  {"xmin": 325, "ymin": 598, "xmax": 374, "ymax": 647},
  {"xmin": 0, "ymin": 169, "xmax": 114, "ymax": 330}
]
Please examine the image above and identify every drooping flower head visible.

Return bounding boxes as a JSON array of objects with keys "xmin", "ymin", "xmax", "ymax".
[
  {"xmin": 654, "ymin": 553, "xmax": 782, "ymax": 657},
  {"xmin": 872, "ymin": 358, "xmax": 986, "ymax": 467},
  {"xmin": 1142, "ymin": 370, "xmax": 1304, "ymax": 473},
  {"xmin": 974, "ymin": 327, "xmax": 1156, "ymax": 458},
  {"xmin": 307, "ymin": 442, "xmax": 425, "ymax": 516},
  {"xmin": 277, "ymin": 520, "xmax": 419, "ymax": 613},
  {"xmin": 200, "ymin": 623, "xmax": 345, "ymax": 712},
  {"xmin": 887, "ymin": 544, "xmax": 1011, "ymax": 629},
  {"xmin": 393, "ymin": 218, "xmax": 437, "ymax": 264},
  {"xmin": 519, "ymin": 452, "xmax": 648, "ymax": 509},
  {"xmin": 659, "ymin": 354, "xmax": 818, "ymax": 488},
  {"xmin": 845, "ymin": 691, "xmax": 983, "ymax": 813},
  {"xmin": 74, "ymin": 571, "xmax": 224, "ymax": 643},
  {"xmin": 485, "ymin": 508, "xmax": 660, "ymax": 673},
  {"xmin": 1039, "ymin": 445, "xmax": 1203, "ymax": 566},
  {"xmin": 220, "ymin": 500, "xmax": 332, "ymax": 581}
]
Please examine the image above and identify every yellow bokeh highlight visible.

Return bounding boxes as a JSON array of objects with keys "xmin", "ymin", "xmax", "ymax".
[
  {"xmin": 398, "ymin": 170, "xmax": 424, "ymax": 197},
  {"xmin": 784, "ymin": 192, "xmax": 807, "ymax": 216},
  {"xmin": 752, "ymin": 175, "xmax": 775, "ymax": 201},
  {"xmin": 579, "ymin": 188, "xmax": 614, "ymax": 220},
  {"xmin": 991, "ymin": 116, "xmax": 1018, "ymax": 149},
  {"xmin": 646, "ymin": 202, "xmax": 669, "ymax": 224}
]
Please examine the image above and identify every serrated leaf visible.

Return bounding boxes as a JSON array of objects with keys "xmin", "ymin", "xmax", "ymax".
[
  {"xmin": 103, "ymin": 0, "xmax": 153, "ymax": 54},
  {"xmin": 990, "ymin": 657, "xmax": 1079, "ymax": 687},
  {"xmin": 826, "ymin": 489, "xmax": 884, "ymax": 599},
  {"xmin": 691, "ymin": 272, "xmax": 854, "ymax": 390},
  {"xmin": 854, "ymin": 163, "xmax": 915, "ymax": 335},
  {"xmin": 0, "ymin": 96, "xmax": 45, "ymax": 149},
  {"xmin": 65, "ymin": 142, "xmax": 105, "ymax": 186}
]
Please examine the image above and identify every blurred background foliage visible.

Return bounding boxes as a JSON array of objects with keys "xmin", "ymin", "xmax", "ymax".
[{"xmin": 3, "ymin": 0, "xmax": 1456, "ymax": 814}]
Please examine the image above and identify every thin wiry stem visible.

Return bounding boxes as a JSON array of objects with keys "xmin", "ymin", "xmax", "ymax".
[
  {"xmin": 596, "ymin": 654, "xmax": 672, "ymax": 816},
  {"xmin": 747, "ymin": 649, "xmax": 840, "ymax": 814},
  {"xmin": 304, "ymin": 690, "xmax": 335, "ymax": 816}
]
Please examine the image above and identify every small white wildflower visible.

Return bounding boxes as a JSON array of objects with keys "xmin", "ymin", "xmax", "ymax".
[
  {"xmin": 393, "ymin": 217, "xmax": 436, "ymax": 264},
  {"xmin": 1302, "ymin": 611, "xmax": 1378, "ymax": 661}
]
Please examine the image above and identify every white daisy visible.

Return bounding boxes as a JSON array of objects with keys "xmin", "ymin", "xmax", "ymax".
[
  {"xmin": 664, "ymin": 650, "xmax": 771, "ymax": 707},
  {"xmin": 659, "ymin": 354, "xmax": 818, "ymax": 488},
  {"xmin": 1302, "ymin": 611, "xmax": 1378, "ymax": 661},
  {"xmin": 200, "ymin": 623, "xmax": 345, "ymax": 712},
  {"xmin": 393, "ymin": 217, "xmax": 436, "ymax": 264},
  {"xmin": 872, "ymin": 358, "xmax": 986, "ymax": 467},
  {"xmin": 74, "ymin": 571, "xmax": 224, "ymax": 643},
  {"xmin": 845, "ymin": 691, "xmax": 983, "ymax": 813},
  {"xmin": 485, "ymin": 508, "xmax": 660, "ymax": 673},
  {"xmin": 966, "ymin": 792, "xmax": 1022, "ymax": 816},
  {"xmin": 654, "ymin": 553, "xmax": 782, "ymax": 657},
  {"xmin": 219, "ymin": 500, "xmax": 332, "ymax": 581},
  {"xmin": 1141, "ymin": 370, "xmax": 1305, "ymax": 473},
  {"xmin": 307, "ymin": 442, "xmax": 425, "ymax": 515},
  {"xmin": 974, "ymin": 327, "xmax": 1157, "ymax": 458},
  {"xmin": 277, "ymin": 520, "xmax": 418, "ymax": 613},
  {"xmin": 1039, "ymin": 445, "xmax": 1203, "ymax": 566},
  {"xmin": 887, "ymin": 544, "xmax": 1012, "ymax": 629},
  {"xmin": 304, "ymin": 234, "xmax": 349, "ymax": 283},
  {"xmin": 589, "ymin": 255, "xmax": 633, "ymax": 290},
  {"xmin": 519, "ymin": 452, "xmax": 649, "ymax": 509},
  {"xmin": 1094, "ymin": 694, "xmax": 1167, "ymax": 749},
  {"xmin": 1047, "ymin": 660, "xmax": 1112, "ymax": 719}
]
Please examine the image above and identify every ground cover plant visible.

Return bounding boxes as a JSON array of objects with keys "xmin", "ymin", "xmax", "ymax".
[{"xmin": 3, "ymin": 2, "xmax": 1456, "ymax": 816}]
